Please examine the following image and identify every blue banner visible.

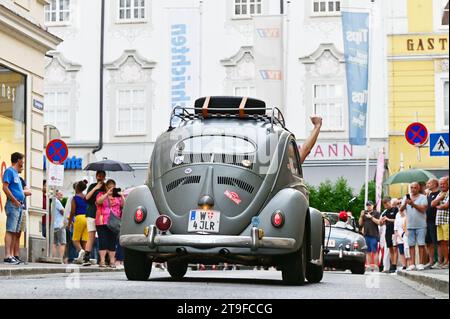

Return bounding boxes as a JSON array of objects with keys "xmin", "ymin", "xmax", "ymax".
[{"xmin": 342, "ymin": 12, "xmax": 370, "ymax": 145}]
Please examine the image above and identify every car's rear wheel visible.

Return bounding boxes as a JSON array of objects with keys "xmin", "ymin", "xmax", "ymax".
[
  {"xmin": 306, "ymin": 261, "xmax": 323, "ymax": 283},
  {"xmin": 282, "ymin": 231, "xmax": 307, "ymax": 286},
  {"xmin": 124, "ymin": 248, "xmax": 152, "ymax": 281},
  {"xmin": 351, "ymin": 263, "xmax": 366, "ymax": 275},
  {"xmin": 167, "ymin": 259, "xmax": 188, "ymax": 280}
]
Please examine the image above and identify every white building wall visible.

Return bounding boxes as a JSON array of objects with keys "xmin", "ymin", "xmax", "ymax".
[{"xmin": 45, "ymin": 0, "xmax": 390, "ymax": 192}]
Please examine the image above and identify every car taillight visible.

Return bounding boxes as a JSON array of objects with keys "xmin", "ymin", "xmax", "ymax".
[
  {"xmin": 156, "ymin": 215, "xmax": 172, "ymax": 231},
  {"xmin": 134, "ymin": 207, "xmax": 147, "ymax": 224},
  {"xmin": 353, "ymin": 241, "xmax": 359, "ymax": 250},
  {"xmin": 271, "ymin": 211, "xmax": 285, "ymax": 228}
]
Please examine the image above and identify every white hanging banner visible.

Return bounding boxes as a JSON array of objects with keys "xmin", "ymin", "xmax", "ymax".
[
  {"xmin": 253, "ymin": 15, "xmax": 284, "ymax": 108},
  {"xmin": 168, "ymin": 7, "xmax": 201, "ymax": 121}
]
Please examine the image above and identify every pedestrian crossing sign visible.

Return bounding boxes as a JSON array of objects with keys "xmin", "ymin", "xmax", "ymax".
[{"xmin": 430, "ymin": 133, "xmax": 449, "ymax": 157}]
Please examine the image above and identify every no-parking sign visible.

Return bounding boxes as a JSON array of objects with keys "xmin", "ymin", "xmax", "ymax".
[
  {"xmin": 45, "ymin": 139, "xmax": 68, "ymax": 165},
  {"xmin": 405, "ymin": 122, "xmax": 428, "ymax": 146}
]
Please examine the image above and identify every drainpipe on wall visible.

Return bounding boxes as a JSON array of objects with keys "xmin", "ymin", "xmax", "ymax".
[{"xmin": 93, "ymin": 0, "xmax": 105, "ymax": 154}]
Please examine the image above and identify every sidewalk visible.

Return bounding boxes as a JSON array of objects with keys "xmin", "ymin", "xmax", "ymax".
[
  {"xmin": 397, "ymin": 268, "xmax": 449, "ymax": 294},
  {"xmin": 0, "ymin": 262, "xmax": 124, "ymax": 277}
]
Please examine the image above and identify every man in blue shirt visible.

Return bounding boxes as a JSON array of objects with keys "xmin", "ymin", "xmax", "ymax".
[{"xmin": 2, "ymin": 152, "xmax": 25, "ymax": 265}]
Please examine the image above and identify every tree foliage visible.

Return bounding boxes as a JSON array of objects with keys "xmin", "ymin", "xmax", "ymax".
[{"xmin": 307, "ymin": 178, "xmax": 378, "ymax": 219}]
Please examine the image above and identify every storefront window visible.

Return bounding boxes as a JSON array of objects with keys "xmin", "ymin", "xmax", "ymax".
[{"xmin": 0, "ymin": 65, "xmax": 26, "ymax": 215}]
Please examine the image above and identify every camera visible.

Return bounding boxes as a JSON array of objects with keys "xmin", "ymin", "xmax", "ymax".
[{"xmin": 112, "ymin": 188, "xmax": 122, "ymax": 197}]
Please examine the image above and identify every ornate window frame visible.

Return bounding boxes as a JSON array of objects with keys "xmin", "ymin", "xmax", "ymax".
[
  {"xmin": 220, "ymin": 46, "xmax": 256, "ymax": 97},
  {"xmin": 44, "ymin": 51, "xmax": 81, "ymax": 138},
  {"xmin": 300, "ymin": 43, "xmax": 347, "ymax": 133},
  {"xmin": 105, "ymin": 50, "xmax": 156, "ymax": 138}
]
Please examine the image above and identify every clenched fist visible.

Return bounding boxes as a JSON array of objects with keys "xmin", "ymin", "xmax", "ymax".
[{"xmin": 310, "ymin": 116, "xmax": 322, "ymax": 128}]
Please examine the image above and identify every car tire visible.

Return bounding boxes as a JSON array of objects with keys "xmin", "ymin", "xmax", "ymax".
[
  {"xmin": 124, "ymin": 248, "xmax": 152, "ymax": 281},
  {"xmin": 167, "ymin": 259, "xmax": 188, "ymax": 280},
  {"xmin": 282, "ymin": 230, "xmax": 307, "ymax": 286},
  {"xmin": 306, "ymin": 262, "xmax": 323, "ymax": 283},
  {"xmin": 351, "ymin": 263, "xmax": 366, "ymax": 275}
]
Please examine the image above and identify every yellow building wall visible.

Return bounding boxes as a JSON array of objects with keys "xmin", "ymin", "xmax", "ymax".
[
  {"xmin": 408, "ymin": 0, "xmax": 433, "ymax": 32},
  {"xmin": 388, "ymin": 59, "xmax": 449, "ymax": 198},
  {"xmin": 389, "ymin": 60, "xmax": 436, "ymax": 132}
]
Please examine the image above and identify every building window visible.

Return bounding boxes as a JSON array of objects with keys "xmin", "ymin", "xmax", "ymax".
[
  {"xmin": 44, "ymin": 91, "xmax": 71, "ymax": 137},
  {"xmin": 313, "ymin": 84, "xmax": 344, "ymax": 131},
  {"xmin": 118, "ymin": 0, "xmax": 146, "ymax": 21},
  {"xmin": 312, "ymin": 0, "xmax": 340, "ymax": 16},
  {"xmin": 44, "ymin": 0, "xmax": 70, "ymax": 24},
  {"xmin": 444, "ymin": 81, "xmax": 449, "ymax": 128},
  {"xmin": 234, "ymin": 86, "xmax": 256, "ymax": 97},
  {"xmin": 116, "ymin": 89, "xmax": 146, "ymax": 135},
  {"xmin": 234, "ymin": 0, "xmax": 262, "ymax": 17},
  {"xmin": 443, "ymin": 1, "xmax": 449, "ymax": 26}
]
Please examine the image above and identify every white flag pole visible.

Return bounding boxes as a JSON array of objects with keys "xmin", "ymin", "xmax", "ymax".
[{"xmin": 364, "ymin": 3, "xmax": 375, "ymax": 206}]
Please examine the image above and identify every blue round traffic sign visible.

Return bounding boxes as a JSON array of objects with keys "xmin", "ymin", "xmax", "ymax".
[
  {"xmin": 46, "ymin": 139, "xmax": 68, "ymax": 165},
  {"xmin": 405, "ymin": 122, "xmax": 428, "ymax": 146}
]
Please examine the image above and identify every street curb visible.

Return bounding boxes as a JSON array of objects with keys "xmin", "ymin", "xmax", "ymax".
[
  {"xmin": 397, "ymin": 270, "xmax": 449, "ymax": 294},
  {"xmin": 0, "ymin": 266, "xmax": 124, "ymax": 277}
]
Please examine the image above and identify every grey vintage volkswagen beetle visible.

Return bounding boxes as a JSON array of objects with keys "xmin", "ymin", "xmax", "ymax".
[{"xmin": 119, "ymin": 96, "xmax": 325, "ymax": 285}]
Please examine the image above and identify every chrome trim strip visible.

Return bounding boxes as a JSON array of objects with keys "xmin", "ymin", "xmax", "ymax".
[{"xmin": 120, "ymin": 233, "xmax": 296, "ymax": 250}]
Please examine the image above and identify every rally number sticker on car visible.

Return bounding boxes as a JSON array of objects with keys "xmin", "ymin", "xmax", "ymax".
[{"xmin": 188, "ymin": 210, "xmax": 220, "ymax": 233}]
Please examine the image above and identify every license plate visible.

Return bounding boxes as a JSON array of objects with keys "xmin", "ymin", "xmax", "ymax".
[
  {"xmin": 188, "ymin": 210, "xmax": 220, "ymax": 233},
  {"xmin": 326, "ymin": 239, "xmax": 336, "ymax": 248}
]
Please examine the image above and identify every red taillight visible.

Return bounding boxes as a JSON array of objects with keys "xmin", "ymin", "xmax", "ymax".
[
  {"xmin": 271, "ymin": 211, "xmax": 285, "ymax": 228},
  {"xmin": 353, "ymin": 241, "xmax": 359, "ymax": 250},
  {"xmin": 156, "ymin": 215, "xmax": 172, "ymax": 231},
  {"xmin": 134, "ymin": 207, "xmax": 146, "ymax": 224}
]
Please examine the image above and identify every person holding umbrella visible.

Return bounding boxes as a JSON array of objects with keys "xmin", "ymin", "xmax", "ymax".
[
  {"xmin": 82, "ymin": 171, "xmax": 106, "ymax": 266},
  {"xmin": 81, "ymin": 159, "xmax": 133, "ymax": 266}
]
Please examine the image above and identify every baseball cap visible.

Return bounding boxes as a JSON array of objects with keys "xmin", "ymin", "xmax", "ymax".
[
  {"xmin": 366, "ymin": 200, "xmax": 374, "ymax": 206},
  {"xmin": 338, "ymin": 211, "xmax": 348, "ymax": 222}
]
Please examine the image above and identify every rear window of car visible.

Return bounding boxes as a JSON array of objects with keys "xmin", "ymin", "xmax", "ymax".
[{"xmin": 176, "ymin": 135, "xmax": 256, "ymax": 154}]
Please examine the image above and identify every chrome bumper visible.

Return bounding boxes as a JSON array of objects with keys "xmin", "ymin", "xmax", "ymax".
[
  {"xmin": 120, "ymin": 226, "xmax": 296, "ymax": 251},
  {"xmin": 325, "ymin": 249, "xmax": 365, "ymax": 259}
]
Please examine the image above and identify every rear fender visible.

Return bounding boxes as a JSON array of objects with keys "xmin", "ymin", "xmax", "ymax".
[
  {"xmin": 239, "ymin": 188, "xmax": 309, "ymax": 251},
  {"xmin": 120, "ymin": 186, "xmax": 160, "ymax": 238}
]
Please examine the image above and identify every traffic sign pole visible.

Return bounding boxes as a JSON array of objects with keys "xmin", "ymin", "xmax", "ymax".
[{"xmin": 44, "ymin": 139, "xmax": 68, "ymax": 261}]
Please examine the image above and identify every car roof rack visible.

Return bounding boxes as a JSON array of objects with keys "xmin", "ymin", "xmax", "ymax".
[{"xmin": 168, "ymin": 96, "xmax": 286, "ymax": 132}]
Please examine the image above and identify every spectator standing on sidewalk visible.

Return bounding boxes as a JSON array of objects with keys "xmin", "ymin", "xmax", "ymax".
[
  {"xmin": 431, "ymin": 176, "xmax": 449, "ymax": 269},
  {"xmin": 82, "ymin": 171, "xmax": 106, "ymax": 266},
  {"xmin": 381, "ymin": 197, "xmax": 399, "ymax": 273},
  {"xmin": 400, "ymin": 182, "xmax": 428, "ymax": 271},
  {"xmin": 52, "ymin": 190, "xmax": 66, "ymax": 262},
  {"xmin": 425, "ymin": 178, "xmax": 441, "ymax": 269},
  {"xmin": 67, "ymin": 181, "xmax": 88, "ymax": 263},
  {"xmin": 359, "ymin": 201, "xmax": 381, "ymax": 270},
  {"xmin": 394, "ymin": 208, "xmax": 407, "ymax": 270},
  {"xmin": 96, "ymin": 179, "xmax": 124, "ymax": 268},
  {"xmin": 2, "ymin": 152, "xmax": 26, "ymax": 265},
  {"xmin": 14, "ymin": 177, "xmax": 31, "ymax": 264}
]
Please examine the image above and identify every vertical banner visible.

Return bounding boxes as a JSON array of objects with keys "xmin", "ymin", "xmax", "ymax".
[
  {"xmin": 375, "ymin": 148, "xmax": 385, "ymax": 212},
  {"xmin": 168, "ymin": 7, "xmax": 200, "ymax": 120},
  {"xmin": 253, "ymin": 16, "xmax": 284, "ymax": 108},
  {"xmin": 342, "ymin": 11, "xmax": 370, "ymax": 145}
]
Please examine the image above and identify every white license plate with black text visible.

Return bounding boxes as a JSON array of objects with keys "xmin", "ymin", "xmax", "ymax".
[{"xmin": 188, "ymin": 210, "xmax": 220, "ymax": 233}]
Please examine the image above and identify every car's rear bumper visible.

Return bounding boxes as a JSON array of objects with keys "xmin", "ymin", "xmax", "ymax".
[
  {"xmin": 324, "ymin": 249, "xmax": 365, "ymax": 267},
  {"xmin": 120, "ymin": 225, "xmax": 296, "ymax": 251}
]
